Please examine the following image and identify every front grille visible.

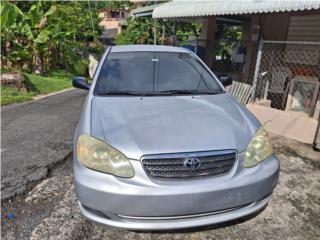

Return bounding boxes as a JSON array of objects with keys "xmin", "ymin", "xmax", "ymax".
[{"xmin": 142, "ymin": 151, "xmax": 236, "ymax": 178}]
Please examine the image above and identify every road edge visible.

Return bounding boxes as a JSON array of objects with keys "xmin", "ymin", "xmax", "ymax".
[{"xmin": 32, "ymin": 88, "xmax": 75, "ymax": 100}]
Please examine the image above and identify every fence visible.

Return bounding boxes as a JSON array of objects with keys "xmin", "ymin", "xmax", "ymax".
[{"xmin": 251, "ymin": 40, "xmax": 320, "ymax": 119}]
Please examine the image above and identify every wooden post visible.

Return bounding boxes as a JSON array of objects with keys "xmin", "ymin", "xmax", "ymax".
[
  {"xmin": 242, "ymin": 15, "xmax": 260, "ymax": 83},
  {"xmin": 201, "ymin": 16, "xmax": 216, "ymax": 68},
  {"xmin": 153, "ymin": 19, "xmax": 157, "ymax": 45}
]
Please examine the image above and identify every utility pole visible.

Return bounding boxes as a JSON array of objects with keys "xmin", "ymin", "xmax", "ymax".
[{"xmin": 88, "ymin": 0, "xmax": 95, "ymax": 33}]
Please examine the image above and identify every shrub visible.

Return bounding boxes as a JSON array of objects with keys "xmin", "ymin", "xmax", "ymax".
[{"xmin": 73, "ymin": 59, "xmax": 89, "ymax": 76}]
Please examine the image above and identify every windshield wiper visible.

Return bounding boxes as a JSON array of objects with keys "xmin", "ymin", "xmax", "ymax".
[
  {"xmin": 157, "ymin": 90, "xmax": 221, "ymax": 95},
  {"xmin": 98, "ymin": 90, "xmax": 221, "ymax": 96},
  {"xmin": 100, "ymin": 91, "xmax": 153, "ymax": 96}
]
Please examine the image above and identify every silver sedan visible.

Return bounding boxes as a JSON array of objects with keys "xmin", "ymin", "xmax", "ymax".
[{"xmin": 72, "ymin": 45, "xmax": 279, "ymax": 230}]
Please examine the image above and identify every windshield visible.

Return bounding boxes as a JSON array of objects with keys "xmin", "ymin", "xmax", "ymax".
[{"xmin": 94, "ymin": 51, "xmax": 223, "ymax": 96}]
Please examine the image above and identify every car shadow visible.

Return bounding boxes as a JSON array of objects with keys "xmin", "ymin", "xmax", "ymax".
[{"xmin": 131, "ymin": 204, "xmax": 267, "ymax": 234}]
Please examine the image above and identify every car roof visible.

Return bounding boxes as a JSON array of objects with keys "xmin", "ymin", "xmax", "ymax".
[{"xmin": 110, "ymin": 45, "xmax": 190, "ymax": 53}]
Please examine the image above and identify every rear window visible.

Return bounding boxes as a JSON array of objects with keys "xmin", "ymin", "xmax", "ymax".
[{"xmin": 94, "ymin": 51, "xmax": 223, "ymax": 95}]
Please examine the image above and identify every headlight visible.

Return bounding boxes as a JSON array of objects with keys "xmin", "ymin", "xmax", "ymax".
[
  {"xmin": 77, "ymin": 134, "xmax": 134, "ymax": 178},
  {"xmin": 244, "ymin": 127, "xmax": 273, "ymax": 168}
]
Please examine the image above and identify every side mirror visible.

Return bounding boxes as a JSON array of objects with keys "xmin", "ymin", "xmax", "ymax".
[
  {"xmin": 73, "ymin": 77, "xmax": 90, "ymax": 90},
  {"xmin": 219, "ymin": 76, "xmax": 232, "ymax": 87}
]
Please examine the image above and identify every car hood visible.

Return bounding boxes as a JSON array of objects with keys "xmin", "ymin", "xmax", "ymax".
[{"xmin": 91, "ymin": 94, "xmax": 259, "ymax": 160}]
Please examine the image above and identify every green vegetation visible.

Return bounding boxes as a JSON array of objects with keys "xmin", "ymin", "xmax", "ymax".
[
  {"xmin": 1, "ymin": 70, "xmax": 73, "ymax": 105},
  {"xmin": 24, "ymin": 70, "xmax": 73, "ymax": 94},
  {"xmin": 1, "ymin": 1, "xmax": 104, "ymax": 105},
  {"xmin": 73, "ymin": 59, "xmax": 90, "ymax": 76},
  {"xmin": 1, "ymin": 1, "xmax": 103, "ymax": 74},
  {"xmin": 96, "ymin": 0, "xmax": 133, "ymax": 10},
  {"xmin": 116, "ymin": 16, "xmax": 201, "ymax": 45},
  {"xmin": 1, "ymin": 87, "xmax": 35, "ymax": 105},
  {"xmin": 116, "ymin": 17, "xmax": 155, "ymax": 45},
  {"xmin": 214, "ymin": 25, "xmax": 243, "ymax": 60}
]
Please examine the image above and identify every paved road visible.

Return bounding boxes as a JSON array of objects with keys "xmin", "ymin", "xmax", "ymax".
[{"xmin": 1, "ymin": 89, "xmax": 87, "ymax": 199}]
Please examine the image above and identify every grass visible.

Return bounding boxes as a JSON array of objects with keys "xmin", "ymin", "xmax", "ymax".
[
  {"xmin": 1, "ymin": 88, "xmax": 36, "ymax": 105},
  {"xmin": 24, "ymin": 70, "xmax": 73, "ymax": 94},
  {"xmin": 1, "ymin": 70, "xmax": 73, "ymax": 105}
]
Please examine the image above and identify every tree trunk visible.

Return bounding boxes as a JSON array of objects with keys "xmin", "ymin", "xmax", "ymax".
[
  {"xmin": 4, "ymin": 41, "xmax": 12, "ymax": 68},
  {"xmin": 32, "ymin": 47, "xmax": 42, "ymax": 74}
]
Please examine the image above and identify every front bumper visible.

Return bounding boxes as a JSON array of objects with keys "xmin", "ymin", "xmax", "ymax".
[
  {"xmin": 78, "ymin": 194, "xmax": 271, "ymax": 230},
  {"xmin": 74, "ymin": 152, "xmax": 279, "ymax": 230}
]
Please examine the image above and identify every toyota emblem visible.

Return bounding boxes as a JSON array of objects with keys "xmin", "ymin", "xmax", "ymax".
[{"xmin": 184, "ymin": 158, "xmax": 201, "ymax": 170}]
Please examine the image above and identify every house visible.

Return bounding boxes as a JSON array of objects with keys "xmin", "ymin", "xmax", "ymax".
[
  {"xmin": 98, "ymin": 7, "xmax": 130, "ymax": 44},
  {"xmin": 133, "ymin": 0, "xmax": 320, "ymax": 146}
]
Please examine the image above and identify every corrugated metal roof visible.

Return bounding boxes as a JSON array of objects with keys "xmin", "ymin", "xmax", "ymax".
[
  {"xmin": 130, "ymin": 3, "xmax": 163, "ymax": 17},
  {"xmin": 152, "ymin": 0, "xmax": 320, "ymax": 18}
]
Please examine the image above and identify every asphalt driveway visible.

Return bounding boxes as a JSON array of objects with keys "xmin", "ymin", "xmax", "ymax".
[
  {"xmin": 2, "ymin": 135, "xmax": 320, "ymax": 240},
  {"xmin": 1, "ymin": 89, "xmax": 87, "ymax": 199}
]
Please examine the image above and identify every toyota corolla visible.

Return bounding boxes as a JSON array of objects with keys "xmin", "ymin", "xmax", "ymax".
[{"xmin": 73, "ymin": 45, "xmax": 279, "ymax": 230}]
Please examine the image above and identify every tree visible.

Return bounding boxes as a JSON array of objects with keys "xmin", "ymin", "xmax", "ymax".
[
  {"xmin": 116, "ymin": 17, "xmax": 156, "ymax": 45},
  {"xmin": 214, "ymin": 24, "xmax": 242, "ymax": 59},
  {"xmin": 1, "ymin": 1, "xmax": 103, "ymax": 74},
  {"xmin": 96, "ymin": 1, "xmax": 133, "ymax": 10},
  {"xmin": 116, "ymin": 16, "xmax": 201, "ymax": 45}
]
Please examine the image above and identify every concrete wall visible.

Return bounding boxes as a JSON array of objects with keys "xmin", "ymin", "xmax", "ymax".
[
  {"xmin": 99, "ymin": 19, "xmax": 119, "ymax": 30},
  {"xmin": 247, "ymin": 103, "xmax": 318, "ymax": 144}
]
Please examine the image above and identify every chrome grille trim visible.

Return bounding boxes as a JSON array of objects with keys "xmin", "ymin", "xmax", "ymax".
[{"xmin": 141, "ymin": 150, "xmax": 237, "ymax": 179}]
